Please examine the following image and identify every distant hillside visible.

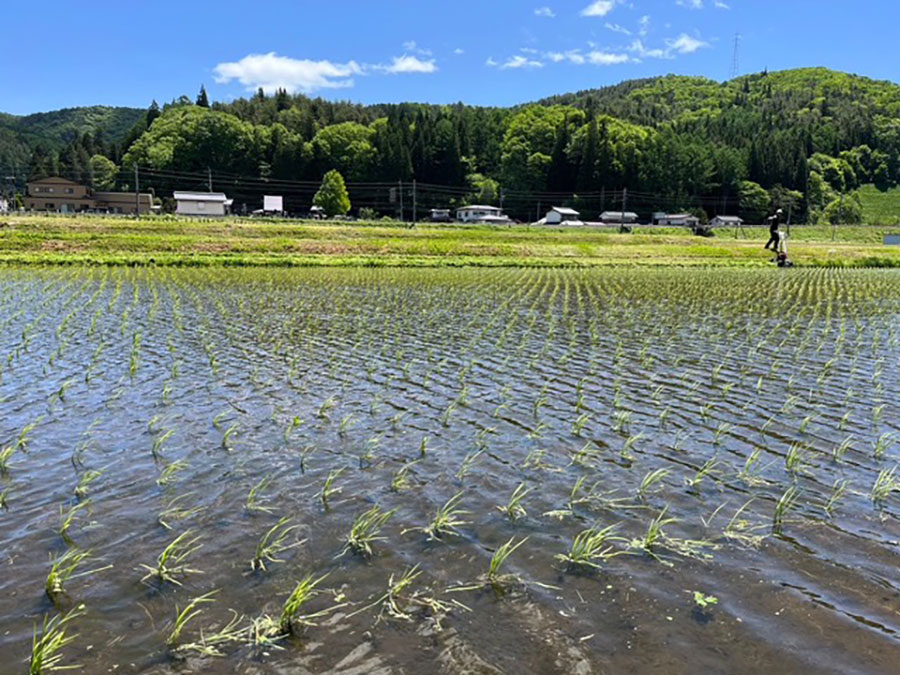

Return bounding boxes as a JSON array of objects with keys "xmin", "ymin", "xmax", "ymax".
[{"xmin": 0, "ymin": 105, "xmax": 144, "ymax": 169}]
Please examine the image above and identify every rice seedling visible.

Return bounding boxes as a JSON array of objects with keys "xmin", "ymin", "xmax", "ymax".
[
  {"xmin": 555, "ymin": 524, "xmax": 627, "ymax": 572},
  {"xmin": 251, "ymin": 516, "xmax": 303, "ymax": 572},
  {"xmin": 157, "ymin": 460, "xmax": 189, "ymax": 487},
  {"xmin": 713, "ymin": 422, "xmax": 732, "ymax": 445},
  {"xmin": 158, "ymin": 492, "xmax": 204, "ymax": 530},
  {"xmin": 29, "ymin": 603, "xmax": 85, "ymax": 674},
  {"xmin": 488, "ymin": 537, "xmax": 528, "ymax": 590},
  {"xmin": 723, "ymin": 499, "xmax": 767, "ymax": 548},
  {"xmin": 456, "ymin": 449, "xmax": 483, "ymax": 480},
  {"xmin": 0, "ymin": 445, "xmax": 16, "ymax": 475},
  {"xmin": 772, "ymin": 485, "xmax": 802, "ymax": 534},
  {"xmin": 630, "ymin": 507, "xmax": 679, "ymax": 563},
  {"xmin": 824, "ymin": 479, "xmax": 848, "ymax": 516},
  {"xmin": 612, "ymin": 410, "xmax": 631, "ymax": 433},
  {"xmin": 151, "ymin": 429, "xmax": 174, "ymax": 461},
  {"xmin": 59, "ymin": 500, "xmax": 90, "ymax": 545},
  {"xmin": 342, "ymin": 505, "xmax": 397, "ymax": 557},
  {"xmin": 45, "ymin": 548, "xmax": 111, "ymax": 606},
  {"xmin": 496, "ymin": 482, "xmax": 533, "ymax": 521},
  {"xmin": 338, "ymin": 413, "xmax": 356, "ymax": 437},
  {"xmin": 872, "ymin": 404, "xmax": 886, "ymax": 426},
  {"xmin": 165, "ymin": 590, "xmax": 218, "ymax": 654},
  {"xmin": 409, "ymin": 490, "xmax": 469, "ymax": 541},
  {"xmin": 685, "ymin": 458, "xmax": 721, "ymax": 492},
  {"xmin": 571, "ymin": 413, "xmax": 591, "ymax": 436},
  {"xmin": 297, "ymin": 444, "xmax": 316, "ymax": 473},
  {"xmin": 139, "ymin": 530, "xmax": 203, "ymax": 586},
  {"xmin": 221, "ymin": 424, "xmax": 239, "ymax": 450},
  {"xmin": 832, "ymin": 436, "xmax": 855, "ymax": 463},
  {"xmin": 254, "ymin": 573, "xmax": 337, "ymax": 640},
  {"xmin": 620, "ymin": 432, "xmax": 644, "ymax": 462},
  {"xmin": 0, "ymin": 486, "xmax": 9, "ymax": 511},
  {"xmin": 873, "ymin": 432, "xmax": 895, "ymax": 460},
  {"xmin": 785, "ymin": 442, "xmax": 810, "ymax": 477},
  {"xmin": 246, "ymin": 474, "xmax": 274, "ymax": 514},
  {"xmin": 638, "ymin": 468, "xmax": 670, "ymax": 498},
  {"xmin": 871, "ymin": 466, "xmax": 898, "ymax": 506},
  {"xmin": 316, "ymin": 468, "xmax": 344, "ymax": 507},
  {"xmin": 390, "ymin": 461, "xmax": 417, "ymax": 492}
]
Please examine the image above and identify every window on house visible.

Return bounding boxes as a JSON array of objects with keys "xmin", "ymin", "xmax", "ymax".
[
  {"xmin": 47, "ymin": 187, "xmax": 54, "ymax": 193},
  {"xmin": 197, "ymin": 202, "xmax": 205, "ymax": 210},
  {"xmin": 65, "ymin": 188, "xmax": 74, "ymax": 194},
  {"xmin": 45, "ymin": 203, "xmax": 54, "ymax": 209}
]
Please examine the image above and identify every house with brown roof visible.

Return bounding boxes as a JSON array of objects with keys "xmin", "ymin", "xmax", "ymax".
[{"xmin": 25, "ymin": 177, "xmax": 153, "ymax": 215}]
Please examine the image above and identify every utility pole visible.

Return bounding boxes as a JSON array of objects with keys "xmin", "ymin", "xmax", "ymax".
[
  {"xmin": 787, "ymin": 203, "xmax": 792, "ymax": 238},
  {"xmin": 398, "ymin": 180, "xmax": 404, "ymax": 222},
  {"xmin": 207, "ymin": 167, "xmax": 213, "ymax": 193},
  {"xmin": 134, "ymin": 165, "xmax": 140, "ymax": 219},
  {"xmin": 537, "ymin": 201, "xmax": 541, "ymax": 223},
  {"xmin": 621, "ymin": 187, "xmax": 627, "ymax": 224},
  {"xmin": 412, "ymin": 179, "xmax": 417, "ymax": 224},
  {"xmin": 499, "ymin": 187, "xmax": 506, "ymax": 213}
]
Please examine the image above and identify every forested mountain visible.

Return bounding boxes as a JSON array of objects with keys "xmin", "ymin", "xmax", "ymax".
[
  {"xmin": 6, "ymin": 68, "xmax": 900, "ymax": 222},
  {"xmin": 0, "ymin": 106, "xmax": 143, "ymax": 173}
]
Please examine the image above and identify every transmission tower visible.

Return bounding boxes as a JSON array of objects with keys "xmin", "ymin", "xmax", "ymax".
[{"xmin": 730, "ymin": 32, "xmax": 741, "ymax": 80}]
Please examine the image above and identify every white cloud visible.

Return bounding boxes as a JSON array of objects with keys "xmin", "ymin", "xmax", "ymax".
[
  {"xmin": 213, "ymin": 53, "xmax": 362, "ymax": 93},
  {"xmin": 714, "ymin": 1, "xmax": 730, "ymax": 8},
  {"xmin": 667, "ymin": 33, "xmax": 709, "ymax": 53},
  {"xmin": 485, "ymin": 57, "xmax": 499, "ymax": 67},
  {"xmin": 534, "ymin": 6, "xmax": 556, "ymax": 18},
  {"xmin": 581, "ymin": 1, "xmax": 617, "ymax": 17},
  {"xmin": 587, "ymin": 50, "xmax": 630, "ymax": 65},
  {"xmin": 605, "ymin": 22, "xmax": 632, "ymax": 35},
  {"xmin": 500, "ymin": 55, "xmax": 544, "ymax": 69},
  {"xmin": 639, "ymin": 15, "xmax": 651, "ymax": 36},
  {"xmin": 629, "ymin": 39, "xmax": 669, "ymax": 59},
  {"xmin": 402, "ymin": 40, "xmax": 433, "ymax": 56},
  {"xmin": 676, "ymin": 0, "xmax": 704, "ymax": 8},
  {"xmin": 378, "ymin": 55, "xmax": 438, "ymax": 74},
  {"xmin": 453, "ymin": 48, "xmax": 465, "ymax": 55}
]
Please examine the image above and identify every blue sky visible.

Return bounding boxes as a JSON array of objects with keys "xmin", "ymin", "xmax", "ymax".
[{"xmin": 1, "ymin": 1, "xmax": 896, "ymax": 115}]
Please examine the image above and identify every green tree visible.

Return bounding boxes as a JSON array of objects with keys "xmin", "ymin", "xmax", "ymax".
[
  {"xmin": 738, "ymin": 180, "xmax": 770, "ymax": 223},
  {"xmin": 314, "ymin": 169, "xmax": 351, "ymax": 216},
  {"xmin": 90, "ymin": 155, "xmax": 118, "ymax": 190},
  {"xmin": 197, "ymin": 86, "xmax": 210, "ymax": 108}
]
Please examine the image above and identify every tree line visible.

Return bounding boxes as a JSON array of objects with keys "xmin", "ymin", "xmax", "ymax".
[{"xmin": 20, "ymin": 68, "xmax": 900, "ymax": 223}]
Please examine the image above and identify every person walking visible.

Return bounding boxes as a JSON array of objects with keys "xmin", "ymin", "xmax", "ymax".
[{"xmin": 764, "ymin": 209, "xmax": 783, "ymax": 251}]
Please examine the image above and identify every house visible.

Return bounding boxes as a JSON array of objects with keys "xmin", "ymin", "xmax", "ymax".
[
  {"xmin": 544, "ymin": 206, "xmax": 583, "ymax": 226},
  {"xmin": 599, "ymin": 210, "xmax": 639, "ymax": 225},
  {"xmin": 655, "ymin": 213, "xmax": 700, "ymax": 227},
  {"xmin": 456, "ymin": 205, "xmax": 510, "ymax": 224},
  {"xmin": 174, "ymin": 191, "xmax": 232, "ymax": 217},
  {"xmin": 24, "ymin": 177, "xmax": 153, "ymax": 214},
  {"xmin": 710, "ymin": 215, "xmax": 743, "ymax": 227},
  {"xmin": 430, "ymin": 209, "xmax": 452, "ymax": 222}
]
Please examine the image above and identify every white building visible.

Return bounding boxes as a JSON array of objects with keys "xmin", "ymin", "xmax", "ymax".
[
  {"xmin": 0, "ymin": 197, "xmax": 8, "ymax": 214},
  {"xmin": 174, "ymin": 191, "xmax": 232, "ymax": 217},
  {"xmin": 656, "ymin": 213, "xmax": 700, "ymax": 227},
  {"xmin": 456, "ymin": 205, "xmax": 510, "ymax": 224},
  {"xmin": 544, "ymin": 206, "xmax": 583, "ymax": 226},
  {"xmin": 599, "ymin": 210, "xmax": 639, "ymax": 225},
  {"xmin": 710, "ymin": 215, "xmax": 743, "ymax": 227},
  {"xmin": 263, "ymin": 195, "xmax": 284, "ymax": 214}
]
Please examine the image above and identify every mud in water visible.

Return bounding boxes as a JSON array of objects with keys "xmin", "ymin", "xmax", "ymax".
[{"xmin": 0, "ymin": 266, "xmax": 898, "ymax": 674}]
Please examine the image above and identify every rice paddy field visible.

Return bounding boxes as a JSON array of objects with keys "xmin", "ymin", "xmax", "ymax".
[{"xmin": 1, "ymin": 266, "xmax": 899, "ymax": 674}]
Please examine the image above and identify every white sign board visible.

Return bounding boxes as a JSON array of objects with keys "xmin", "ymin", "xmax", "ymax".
[{"xmin": 263, "ymin": 195, "xmax": 283, "ymax": 212}]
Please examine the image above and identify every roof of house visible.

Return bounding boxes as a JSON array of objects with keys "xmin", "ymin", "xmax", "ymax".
[
  {"xmin": 713, "ymin": 215, "xmax": 743, "ymax": 222},
  {"xmin": 26, "ymin": 176, "xmax": 82, "ymax": 186},
  {"xmin": 664, "ymin": 213, "xmax": 697, "ymax": 219},
  {"xmin": 174, "ymin": 191, "xmax": 228, "ymax": 202},
  {"xmin": 600, "ymin": 211, "xmax": 639, "ymax": 219},
  {"xmin": 551, "ymin": 207, "xmax": 580, "ymax": 215},
  {"xmin": 457, "ymin": 205, "xmax": 501, "ymax": 211}
]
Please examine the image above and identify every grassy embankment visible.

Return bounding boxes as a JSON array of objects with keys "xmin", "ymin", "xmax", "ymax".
[{"xmin": 1, "ymin": 214, "xmax": 899, "ymax": 268}]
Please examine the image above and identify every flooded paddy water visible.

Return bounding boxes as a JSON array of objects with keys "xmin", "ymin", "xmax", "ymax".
[{"xmin": 0, "ymin": 266, "xmax": 898, "ymax": 674}]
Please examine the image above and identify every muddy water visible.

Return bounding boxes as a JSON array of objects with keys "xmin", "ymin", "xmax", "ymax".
[{"xmin": 0, "ymin": 267, "xmax": 898, "ymax": 674}]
